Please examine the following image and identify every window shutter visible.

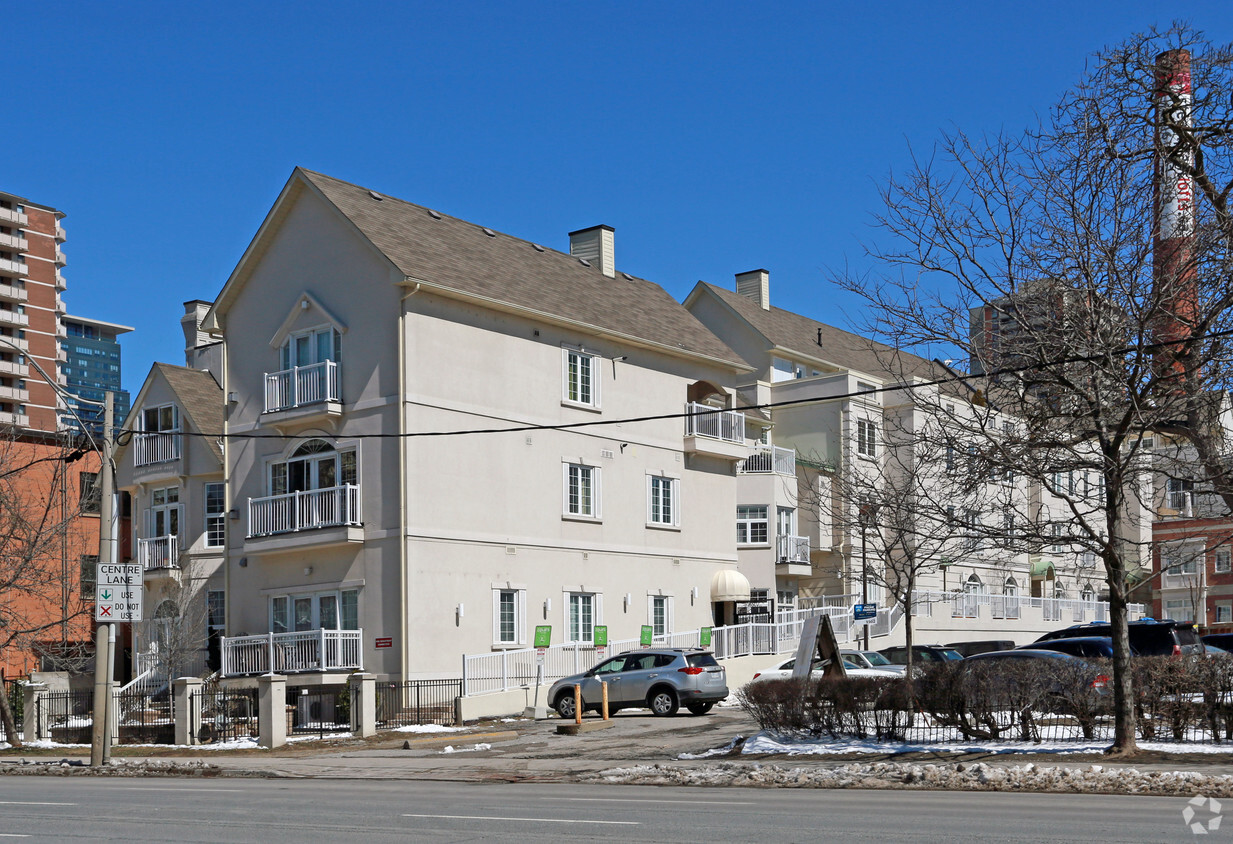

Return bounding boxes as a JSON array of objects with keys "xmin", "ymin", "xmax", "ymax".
[
  {"xmin": 561, "ymin": 464, "xmax": 570, "ymax": 515},
  {"xmin": 646, "ymin": 475, "xmax": 654, "ymax": 523},
  {"xmin": 593, "ymin": 467, "xmax": 602, "ymax": 518},
  {"xmin": 492, "ymin": 590, "xmax": 501, "ymax": 645},
  {"xmin": 646, "ymin": 595, "xmax": 654, "ymax": 625},
  {"xmin": 592, "ymin": 355, "xmax": 601, "ymax": 408},
  {"xmin": 517, "ymin": 590, "xmax": 527, "ymax": 645},
  {"xmin": 143, "ymin": 507, "xmax": 152, "ymax": 537},
  {"xmin": 594, "ymin": 592, "xmax": 603, "ymax": 626},
  {"xmin": 668, "ymin": 597, "xmax": 675, "ymax": 634},
  {"xmin": 673, "ymin": 479, "xmax": 681, "ymax": 527}
]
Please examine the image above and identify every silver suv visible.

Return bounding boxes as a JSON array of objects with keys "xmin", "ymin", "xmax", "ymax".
[{"xmin": 548, "ymin": 648, "xmax": 728, "ymax": 718}]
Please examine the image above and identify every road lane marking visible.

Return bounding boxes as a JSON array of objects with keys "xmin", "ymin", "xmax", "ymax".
[
  {"xmin": 0, "ymin": 802, "xmax": 75, "ymax": 806},
  {"xmin": 403, "ymin": 814, "xmax": 637, "ymax": 825},
  {"xmin": 0, "ymin": 834, "xmax": 31, "ymax": 838},
  {"xmin": 546, "ymin": 797, "xmax": 754, "ymax": 805},
  {"xmin": 114, "ymin": 787, "xmax": 248, "ymax": 792}
]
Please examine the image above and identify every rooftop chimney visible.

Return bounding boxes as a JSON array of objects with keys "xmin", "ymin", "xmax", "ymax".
[
  {"xmin": 735, "ymin": 269, "xmax": 770, "ymax": 310},
  {"xmin": 181, "ymin": 300, "xmax": 213, "ymax": 357},
  {"xmin": 569, "ymin": 225, "xmax": 615, "ymax": 278}
]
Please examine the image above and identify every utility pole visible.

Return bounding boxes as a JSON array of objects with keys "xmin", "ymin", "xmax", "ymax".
[
  {"xmin": 861, "ymin": 515, "xmax": 869, "ymax": 651},
  {"xmin": 90, "ymin": 392, "xmax": 115, "ymax": 766}
]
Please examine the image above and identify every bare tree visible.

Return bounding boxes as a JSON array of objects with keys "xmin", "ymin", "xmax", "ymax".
[
  {"xmin": 832, "ymin": 24, "xmax": 1233, "ymax": 756},
  {"xmin": 132, "ymin": 555, "xmax": 213, "ymax": 692},
  {"xmin": 0, "ymin": 430, "xmax": 98, "ymax": 746}
]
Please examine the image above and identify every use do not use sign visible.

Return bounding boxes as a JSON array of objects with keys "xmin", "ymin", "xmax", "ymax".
[{"xmin": 95, "ymin": 563, "xmax": 144, "ymax": 622}]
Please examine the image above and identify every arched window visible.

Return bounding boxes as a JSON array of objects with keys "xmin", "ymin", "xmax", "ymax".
[
  {"xmin": 963, "ymin": 574, "xmax": 985, "ymax": 594},
  {"xmin": 1003, "ymin": 576, "xmax": 1018, "ymax": 596},
  {"xmin": 270, "ymin": 438, "xmax": 357, "ymax": 495},
  {"xmin": 1080, "ymin": 584, "xmax": 1095, "ymax": 603}
]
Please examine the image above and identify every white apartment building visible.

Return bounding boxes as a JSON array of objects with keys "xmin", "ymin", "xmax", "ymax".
[{"xmin": 201, "ymin": 169, "xmax": 756, "ymax": 683}]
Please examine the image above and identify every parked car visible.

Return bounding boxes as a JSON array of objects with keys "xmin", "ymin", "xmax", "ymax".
[
  {"xmin": 1203, "ymin": 633, "xmax": 1233, "ymax": 652},
  {"xmin": 750, "ymin": 655, "xmax": 896, "ymax": 682},
  {"xmin": 1035, "ymin": 618, "xmax": 1203, "ymax": 656},
  {"xmin": 841, "ymin": 649, "xmax": 907, "ymax": 675},
  {"xmin": 878, "ymin": 645, "xmax": 964, "ymax": 665},
  {"xmin": 961, "ymin": 648, "xmax": 1111, "ymax": 698},
  {"xmin": 1022, "ymin": 636, "xmax": 1119, "ymax": 659},
  {"xmin": 946, "ymin": 640, "xmax": 1016, "ymax": 658},
  {"xmin": 547, "ymin": 648, "xmax": 728, "ymax": 719}
]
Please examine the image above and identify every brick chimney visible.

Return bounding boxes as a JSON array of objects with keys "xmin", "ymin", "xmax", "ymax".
[
  {"xmin": 568, "ymin": 225, "xmax": 615, "ymax": 278},
  {"xmin": 736, "ymin": 269, "xmax": 770, "ymax": 310}
]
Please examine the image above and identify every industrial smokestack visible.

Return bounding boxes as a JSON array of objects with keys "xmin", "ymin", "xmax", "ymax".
[{"xmin": 1152, "ymin": 48, "xmax": 1197, "ymax": 381}]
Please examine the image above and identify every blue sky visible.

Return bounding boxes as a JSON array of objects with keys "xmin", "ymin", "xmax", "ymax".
[{"xmin": 7, "ymin": 1, "xmax": 1228, "ymax": 395}]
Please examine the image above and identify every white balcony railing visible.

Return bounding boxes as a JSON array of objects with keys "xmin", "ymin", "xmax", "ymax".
[
  {"xmin": 739, "ymin": 445, "xmax": 796, "ymax": 475},
  {"xmin": 0, "ymin": 282, "xmax": 27, "ymax": 302},
  {"xmin": 0, "ymin": 310, "xmax": 28, "ymax": 328},
  {"xmin": 684, "ymin": 402, "xmax": 744, "ymax": 444},
  {"xmin": 0, "ymin": 207, "xmax": 28, "ymax": 227},
  {"xmin": 264, "ymin": 360, "xmax": 340, "ymax": 413},
  {"xmin": 776, "ymin": 534, "xmax": 810, "ymax": 563},
  {"xmin": 137, "ymin": 535, "xmax": 179, "ymax": 570},
  {"xmin": 0, "ymin": 232, "xmax": 28, "ymax": 252},
  {"xmin": 248, "ymin": 484, "xmax": 361, "ymax": 538},
  {"xmin": 0, "ymin": 257, "xmax": 28, "ymax": 277},
  {"xmin": 133, "ymin": 431, "xmax": 182, "ymax": 466},
  {"xmin": 221, "ymin": 628, "xmax": 363, "ymax": 676},
  {"xmin": 0, "ymin": 410, "xmax": 28, "ymax": 426}
]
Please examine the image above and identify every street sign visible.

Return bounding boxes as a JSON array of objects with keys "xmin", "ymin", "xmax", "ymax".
[
  {"xmin": 854, "ymin": 603, "xmax": 877, "ymax": 621},
  {"xmin": 95, "ymin": 563, "xmax": 143, "ymax": 622}
]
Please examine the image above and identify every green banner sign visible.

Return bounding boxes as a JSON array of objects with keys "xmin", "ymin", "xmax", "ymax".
[
  {"xmin": 640, "ymin": 625, "xmax": 654, "ymax": 647},
  {"xmin": 534, "ymin": 625, "xmax": 552, "ymax": 648},
  {"xmin": 700, "ymin": 627, "xmax": 712, "ymax": 647},
  {"xmin": 593, "ymin": 625, "xmax": 608, "ymax": 647}
]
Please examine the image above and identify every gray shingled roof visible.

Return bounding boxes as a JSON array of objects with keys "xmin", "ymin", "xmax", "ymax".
[
  {"xmin": 698, "ymin": 282, "xmax": 948, "ymax": 384},
  {"xmin": 299, "ymin": 169, "xmax": 745, "ymax": 368},
  {"xmin": 155, "ymin": 364, "xmax": 223, "ymax": 464}
]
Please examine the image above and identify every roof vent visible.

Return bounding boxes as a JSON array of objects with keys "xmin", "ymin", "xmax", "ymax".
[
  {"xmin": 621, "ymin": 272, "xmax": 634, "ymax": 281},
  {"xmin": 578, "ymin": 258, "xmax": 592, "ymax": 267},
  {"xmin": 367, "ymin": 190, "xmax": 384, "ymax": 201},
  {"xmin": 427, "ymin": 209, "xmax": 442, "ymax": 220},
  {"xmin": 532, "ymin": 243, "xmax": 545, "ymax": 252},
  {"xmin": 482, "ymin": 227, "xmax": 496, "ymax": 237}
]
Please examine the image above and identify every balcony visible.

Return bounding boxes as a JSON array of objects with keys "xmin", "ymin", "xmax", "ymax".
[
  {"xmin": 0, "ymin": 281, "xmax": 28, "ymax": 302},
  {"xmin": 683, "ymin": 402, "xmax": 747, "ymax": 461},
  {"xmin": 0, "ymin": 207, "xmax": 28, "ymax": 227},
  {"xmin": 0, "ymin": 257, "xmax": 27, "ymax": 277},
  {"xmin": 55, "ymin": 250, "xmax": 66, "ymax": 266},
  {"xmin": 0, "ymin": 335, "xmax": 29, "ymax": 352},
  {"xmin": 54, "ymin": 295, "xmax": 65, "ymax": 314},
  {"xmin": 262, "ymin": 360, "xmax": 342, "ymax": 425},
  {"xmin": 0, "ymin": 385, "xmax": 29, "ymax": 402},
  {"xmin": 221, "ymin": 628, "xmax": 363, "ymax": 677},
  {"xmin": 54, "ymin": 272, "xmax": 66, "ymax": 291},
  {"xmin": 138, "ymin": 535, "xmax": 179, "ymax": 570},
  {"xmin": 0, "ymin": 232, "xmax": 28, "ymax": 252},
  {"xmin": 0, "ymin": 359, "xmax": 27, "ymax": 377},
  {"xmin": 56, "ymin": 348, "xmax": 67, "ymax": 362},
  {"xmin": 776, "ymin": 534, "xmax": 811, "ymax": 576},
  {"xmin": 133, "ymin": 430, "xmax": 181, "ymax": 466},
  {"xmin": 0, "ymin": 410, "xmax": 29, "ymax": 426},
  {"xmin": 248, "ymin": 484, "xmax": 361, "ymax": 542},
  {"xmin": 739, "ymin": 445, "xmax": 796, "ymax": 475},
  {"xmin": 0, "ymin": 310, "xmax": 28, "ymax": 328},
  {"xmin": 55, "ymin": 225, "xmax": 66, "ymax": 242}
]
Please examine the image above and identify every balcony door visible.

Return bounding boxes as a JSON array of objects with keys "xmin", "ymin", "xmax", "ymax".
[{"xmin": 281, "ymin": 327, "xmax": 338, "ymax": 371}]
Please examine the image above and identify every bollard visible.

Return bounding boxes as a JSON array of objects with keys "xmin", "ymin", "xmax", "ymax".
[
  {"xmin": 601, "ymin": 681, "xmax": 609, "ymax": 720},
  {"xmin": 573, "ymin": 683, "xmax": 582, "ymax": 725}
]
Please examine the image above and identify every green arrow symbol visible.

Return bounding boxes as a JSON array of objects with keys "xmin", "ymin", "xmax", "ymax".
[{"xmin": 100, "ymin": 589, "xmax": 112, "ymax": 600}]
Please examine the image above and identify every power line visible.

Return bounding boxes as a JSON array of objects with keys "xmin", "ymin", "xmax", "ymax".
[{"xmin": 122, "ymin": 326, "xmax": 1233, "ymax": 442}]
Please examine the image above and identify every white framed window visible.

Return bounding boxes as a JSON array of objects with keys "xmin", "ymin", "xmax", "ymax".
[
  {"xmin": 563, "ymin": 462, "xmax": 601, "ymax": 519},
  {"xmin": 280, "ymin": 325, "xmax": 340, "ymax": 371},
  {"xmin": 1164, "ymin": 547, "xmax": 1199, "ymax": 576},
  {"xmin": 562, "ymin": 346, "xmax": 599, "ymax": 408},
  {"xmin": 1050, "ymin": 523, "xmax": 1065, "ymax": 554},
  {"xmin": 856, "ymin": 419, "xmax": 877, "ymax": 458},
  {"xmin": 647, "ymin": 475, "xmax": 680, "ymax": 527},
  {"xmin": 1217, "ymin": 601, "xmax": 1232, "ymax": 624},
  {"xmin": 566, "ymin": 592, "xmax": 601, "ymax": 643},
  {"xmin": 737, "ymin": 505, "xmax": 769, "ymax": 545},
  {"xmin": 1215, "ymin": 548, "xmax": 1232, "ymax": 574},
  {"xmin": 962, "ymin": 508, "xmax": 980, "ymax": 551},
  {"xmin": 204, "ymin": 482, "xmax": 225, "ymax": 548},
  {"xmin": 148, "ymin": 486, "xmax": 181, "ymax": 538},
  {"xmin": 269, "ymin": 439, "xmax": 357, "ymax": 496},
  {"xmin": 142, "ymin": 403, "xmax": 179, "ymax": 434},
  {"xmin": 649, "ymin": 595, "xmax": 674, "ymax": 637},
  {"xmin": 1165, "ymin": 598, "xmax": 1195, "ymax": 624},
  {"xmin": 492, "ymin": 588, "xmax": 526, "ymax": 646},
  {"xmin": 269, "ymin": 588, "xmax": 359, "ymax": 633}
]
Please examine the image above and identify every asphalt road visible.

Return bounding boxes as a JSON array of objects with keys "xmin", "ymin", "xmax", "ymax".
[{"xmin": 0, "ymin": 777, "xmax": 1208, "ymax": 842}]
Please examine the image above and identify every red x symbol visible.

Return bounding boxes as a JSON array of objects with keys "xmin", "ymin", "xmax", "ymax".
[{"xmin": 99, "ymin": 605, "xmax": 111, "ymax": 617}]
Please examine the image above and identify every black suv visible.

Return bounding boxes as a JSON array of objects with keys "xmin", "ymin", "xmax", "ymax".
[{"xmin": 1034, "ymin": 619, "xmax": 1202, "ymax": 656}]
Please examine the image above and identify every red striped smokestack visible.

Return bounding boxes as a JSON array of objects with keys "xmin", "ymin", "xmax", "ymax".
[{"xmin": 1152, "ymin": 48, "xmax": 1196, "ymax": 382}]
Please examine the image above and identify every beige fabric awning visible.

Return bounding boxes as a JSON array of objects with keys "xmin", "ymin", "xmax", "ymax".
[{"xmin": 711, "ymin": 568, "xmax": 752, "ymax": 602}]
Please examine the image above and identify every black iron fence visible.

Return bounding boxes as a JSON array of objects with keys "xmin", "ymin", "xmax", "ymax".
[
  {"xmin": 191, "ymin": 688, "xmax": 259, "ymax": 744},
  {"xmin": 287, "ymin": 686, "xmax": 352, "ymax": 739},
  {"xmin": 375, "ymin": 679, "xmax": 461, "ymax": 728}
]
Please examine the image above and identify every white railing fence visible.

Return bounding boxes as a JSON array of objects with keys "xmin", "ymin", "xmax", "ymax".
[
  {"xmin": 137, "ymin": 535, "xmax": 179, "ymax": 570},
  {"xmin": 739, "ymin": 445, "xmax": 796, "ymax": 475},
  {"xmin": 776, "ymin": 534, "xmax": 810, "ymax": 563},
  {"xmin": 684, "ymin": 402, "xmax": 745, "ymax": 444},
  {"xmin": 264, "ymin": 360, "xmax": 340, "ymax": 413},
  {"xmin": 911, "ymin": 589, "xmax": 1143, "ymax": 625},
  {"xmin": 248, "ymin": 484, "xmax": 360, "ymax": 537},
  {"xmin": 133, "ymin": 431, "xmax": 182, "ymax": 466},
  {"xmin": 221, "ymin": 629, "xmax": 363, "ymax": 676}
]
